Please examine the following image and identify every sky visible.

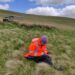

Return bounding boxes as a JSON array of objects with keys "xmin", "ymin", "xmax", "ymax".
[{"xmin": 0, "ymin": 0, "xmax": 75, "ymax": 18}]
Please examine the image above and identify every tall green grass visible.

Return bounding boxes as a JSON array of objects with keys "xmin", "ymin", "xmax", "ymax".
[{"xmin": 0, "ymin": 22, "xmax": 75, "ymax": 75}]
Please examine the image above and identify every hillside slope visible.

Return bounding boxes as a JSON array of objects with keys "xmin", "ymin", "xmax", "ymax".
[
  {"xmin": 0, "ymin": 10, "xmax": 75, "ymax": 30},
  {"xmin": 0, "ymin": 22, "xmax": 75, "ymax": 75}
]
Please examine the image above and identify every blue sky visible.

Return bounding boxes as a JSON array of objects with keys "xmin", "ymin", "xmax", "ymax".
[
  {"xmin": 9, "ymin": 0, "xmax": 37, "ymax": 12},
  {"xmin": 0, "ymin": 0, "xmax": 75, "ymax": 18},
  {"xmin": 0, "ymin": 0, "xmax": 39, "ymax": 12},
  {"xmin": 8, "ymin": 0, "xmax": 63, "ymax": 12},
  {"xmin": 0, "ymin": 0, "xmax": 74, "ymax": 12}
]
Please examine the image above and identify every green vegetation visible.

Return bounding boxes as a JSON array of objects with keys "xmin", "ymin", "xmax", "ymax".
[{"xmin": 0, "ymin": 22, "xmax": 75, "ymax": 75}]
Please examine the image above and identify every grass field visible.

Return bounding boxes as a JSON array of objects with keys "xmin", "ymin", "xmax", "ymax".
[{"xmin": 0, "ymin": 21, "xmax": 75, "ymax": 75}]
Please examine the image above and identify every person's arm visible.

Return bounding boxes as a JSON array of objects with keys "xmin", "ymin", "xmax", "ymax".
[{"xmin": 42, "ymin": 45, "xmax": 48, "ymax": 55}]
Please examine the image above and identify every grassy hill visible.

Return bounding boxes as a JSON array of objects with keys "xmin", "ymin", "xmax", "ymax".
[
  {"xmin": 0, "ymin": 10, "xmax": 75, "ymax": 30},
  {"xmin": 0, "ymin": 10, "xmax": 75, "ymax": 75}
]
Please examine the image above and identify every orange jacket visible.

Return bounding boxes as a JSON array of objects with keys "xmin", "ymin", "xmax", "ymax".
[{"xmin": 24, "ymin": 38, "xmax": 48, "ymax": 57}]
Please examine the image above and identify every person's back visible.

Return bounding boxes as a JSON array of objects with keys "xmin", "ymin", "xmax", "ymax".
[{"xmin": 24, "ymin": 37, "xmax": 48, "ymax": 57}]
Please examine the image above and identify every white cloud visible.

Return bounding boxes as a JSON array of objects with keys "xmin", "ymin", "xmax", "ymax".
[
  {"xmin": 26, "ymin": 7, "xmax": 59, "ymax": 16},
  {"xmin": 0, "ymin": 4, "xmax": 9, "ymax": 10},
  {"xmin": 29, "ymin": 0, "xmax": 75, "ymax": 5},
  {"xmin": 0, "ymin": 0, "xmax": 14, "ymax": 2},
  {"xmin": 25, "ymin": 5, "xmax": 75, "ymax": 18},
  {"xmin": 60, "ymin": 5, "xmax": 75, "ymax": 18}
]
